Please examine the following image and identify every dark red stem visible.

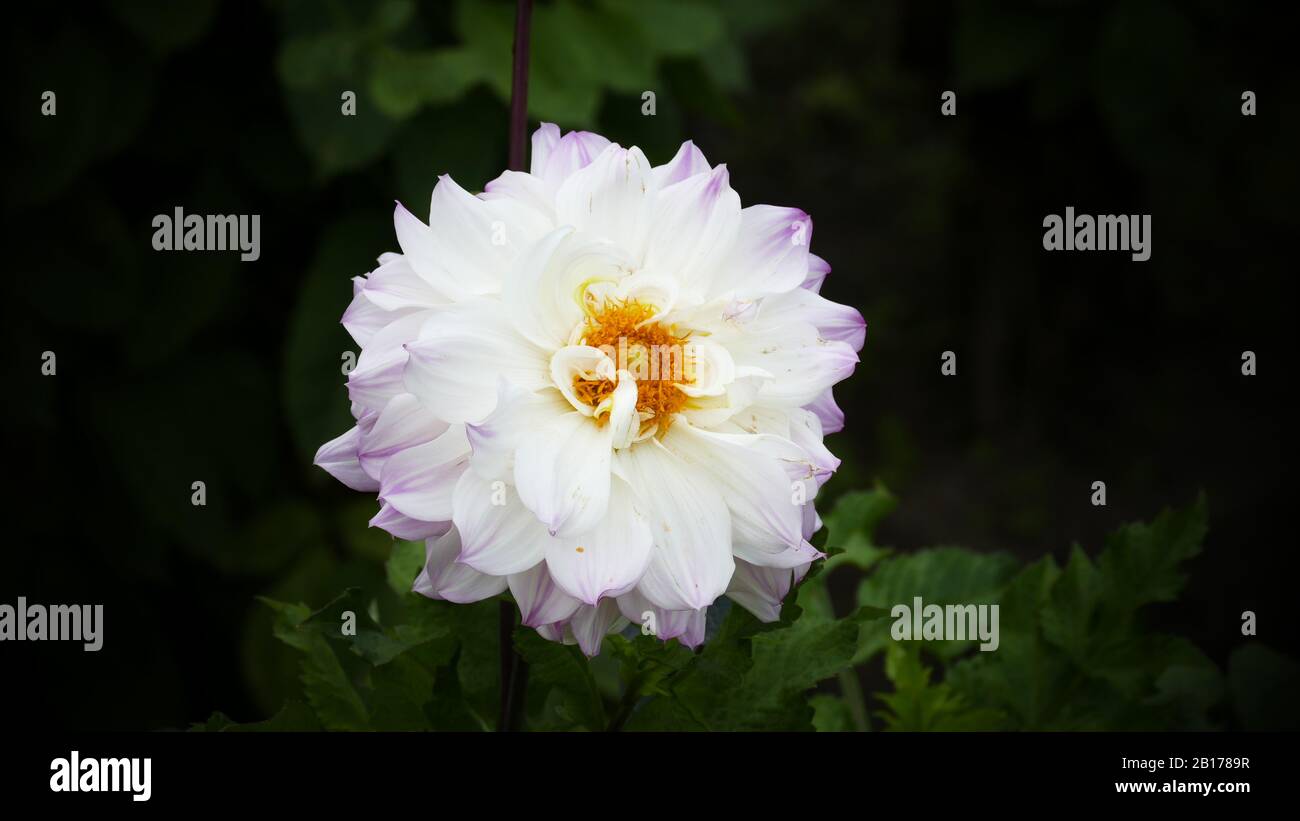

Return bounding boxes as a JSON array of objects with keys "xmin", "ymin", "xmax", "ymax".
[{"xmin": 498, "ymin": 0, "xmax": 534, "ymax": 733}]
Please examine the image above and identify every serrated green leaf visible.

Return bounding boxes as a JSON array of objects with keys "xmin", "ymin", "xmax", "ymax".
[
  {"xmin": 1096, "ymin": 492, "xmax": 1207, "ymax": 611},
  {"xmin": 875, "ymin": 644, "xmax": 1005, "ymax": 731},
  {"xmin": 659, "ymin": 605, "xmax": 888, "ymax": 731},
  {"xmin": 944, "ymin": 557, "xmax": 1065, "ymax": 729},
  {"xmin": 855, "ymin": 546, "xmax": 1019, "ymax": 663},
  {"xmin": 265, "ymin": 596, "xmax": 372, "ymax": 730}
]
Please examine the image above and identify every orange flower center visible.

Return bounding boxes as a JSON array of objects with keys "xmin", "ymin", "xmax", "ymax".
[{"xmin": 573, "ymin": 299, "xmax": 694, "ymax": 434}]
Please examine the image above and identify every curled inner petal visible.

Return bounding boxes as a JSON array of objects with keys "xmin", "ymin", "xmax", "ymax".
[{"xmin": 564, "ymin": 298, "xmax": 698, "ymax": 439}]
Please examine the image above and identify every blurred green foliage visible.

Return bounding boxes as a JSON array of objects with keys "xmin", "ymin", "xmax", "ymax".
[
  {"xmin": 197, "ymin": 490, "xmax": 1296, "ymax": 732},
  {"xmin": 270, "ymin": 0, "xmax": 771, "ymax": 181}
]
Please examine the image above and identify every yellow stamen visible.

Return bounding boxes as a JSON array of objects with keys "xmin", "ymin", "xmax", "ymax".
[{"xmin": 573, "ymin": 299, "xmax": 692, "ymax": 435}]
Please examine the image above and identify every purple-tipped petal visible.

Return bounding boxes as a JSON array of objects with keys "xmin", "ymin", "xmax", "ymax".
[{"xmin": 314, "ymin": 426, "xmax": 380, "ymax": 492}]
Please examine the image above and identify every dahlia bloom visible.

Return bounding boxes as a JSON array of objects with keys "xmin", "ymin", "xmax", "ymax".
[{"xmin": 315, "ymin": 124, "xmax": 864, "ymax": 655}]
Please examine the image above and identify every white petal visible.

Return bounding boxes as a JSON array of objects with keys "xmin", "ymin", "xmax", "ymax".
[
  {"xmin": 403, "ymin": 300, "xmax": 550, "ymax": 425},
  {"xmin": 341, "ymin": 285, "xmax": 414, "ymax": 348},
  {"xmin": 650, "ymin": 140, "xmax": 711, "ymax": 188},
  {"xmin": 515, "ymin": 411, "xmax": 613, "ymax": 538},
  {"xmin": 346, "ymin": 311, "xmax": 431, "ymax": 413},
  {"xmin": 358, "ymin": 393, "xmax": 449, "ymax": 482},
  {"xmin": 787, "ymin": 407, "xmax": 840, "ymax": 486},
  {"xmin": 679, "ymin": 366, "xmax": 768, "ymax": 428},
  {"xmin": 482, "ymin": 169, "xmax": 555, "ymax": 224},
  {"xmin": 413, "ymin": 528, "xmax": 508, "ymax": 603},
  {"xmin": 377, "ymin": 424, "xmax": 470, "ymax": 522},
  {"xmin": 508, "ymin": 563, "xmax": 582, "ymax": 627},
  {"xmin": 710, "ymin": 205, "xmax": 814, "ymax": 299},
  {"xmin": 545, "ymin": 477, "xmax": 652, "ymax": 605},
  {"xmin": 720, "ymin": 318, "xmax": 857, "ymax": 408},
  {"xmin": 802, "ymin": 253, "xmax": 831, "ymax": 293},
  {"xmin": 537, "ymin": 129, "xmax": 612, "ymax": 195},
  {"xmin": 568, "ymin": 599, "xmax": 627, "ymax": 657},
  {"xmin": 726, "ymin": 560, "xmax": 798, "ymax": 623},
  {"xmin": 504, "ymin": 228, "xmax": 629, "ymax": 350},
  {"xmin": 612, "ymin": 271, "xmax": 679, "ymax": 322},
  {"xmin": 643, "ymin": 165, "xmax": 740, "ymax": 297},
  {"xmin": 662, "ymin": 422, "xmax": 805, "ymax": 555},
  {"xmin": 616, "ymin": 588, "xmax": 706, "ymax": 648},
  {"xmin": 555, "ymin": 144, "xmax": 655, "ymax": 261},
  {"xmin": 806, "ymin": 388, "xmax": 844, "ymax": 434},
  {"xmin": 721, "ymin": 404, "xmax": 793, "ymax": 437},
  {"xmin": 757, "ymin": 286, "xmax": 866, "ymax": 352},
  {"xmin": 606, "ymin": 372, "xmax": 639, "ymax": 450},
  {"xmin": 393, "ymin": 201, "xmax": 484, "ymax": 301},
  {"xmin": 677, "ymin": 339, "xmax": 735, "ymax": 398},
  {"xmin": 614, "ymin": 438, "xmax": 734, "ymax": 611},
  {"xmin": 550, "ymin": 344, "xmax": 616, "ymax": 416},
  {"xmin": 313, "ymin": 425, "xmax": 380, "ymax": 492},
  {"xmin": 370, "ymin": 502, "xmax": 450, "ymax": 541},
  {"xmin": 529, "ymin": 123, "xmax": 562, "ymax": 176},
  {"xmin": 452, "ymin": 470, "xmax": 555, "ymax": 576},
  {"xmin": 465, "ymin": 381, "xmax": 571, "ymax": 481},
  {"xmin": 360, "ymin": 255, "xmax": 447, "ymax": 312},
  {"xmin": 534, "ymin": 621, "xmax": 566, "ymax": 644}
]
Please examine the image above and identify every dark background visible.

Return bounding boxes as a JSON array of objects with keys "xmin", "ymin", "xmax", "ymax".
[{"xmin": 2, "ymin": 0, "xmax": 1295, "ymax": 730}]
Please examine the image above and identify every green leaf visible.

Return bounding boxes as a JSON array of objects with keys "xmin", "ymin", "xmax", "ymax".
[
  {"xmin": 264, "ymin": 597, "xmax": 372, "ymax": 730},
  {"xmin": 191, "ymin": 701, "xmax": 322, "ymax": 732},
  {"xmin": 452, "ymin": 0, "xmax": 513, "ymax": 99},
  {"xmin": 277, "ymin": 33, "xmax": 360, "ymax": 90},
  {"xmin": 447, "ymin": 600, "xmax": 502, "ymax": 728},
  {"xmin": 810, "ymin": 694, "xmax": 854, "ymax": 732},
  {"xmin": 261, "ymin": 585, "xmax": 461, "ymax": 732},
  {"xmin": 739, "ymin": 605, "xmax": 891, "ymax": 724},
  {"xmin": 538, "ymin": 2, "xmax": 656, "ymax": 97},
  {"xmin": 653, "ymin": 605, "xmax": 889, "ymax": 731},
  {"xmin": 601, "ymin": 0, "xmax": 725, "ymax": 58},
  {"xmin": 302, "ymin": 588, "xmax": 449, "ymax": 667},
  {"xmin": 385, "ymin": 539, "xmax": 427, "ymax": 596},
  {"xmin": 369, "ymin": 47, "xmax": 492, "ymax": 120},
  {"xmin": 516, "ymin": 630, "xmax": 606, "ymax": 731},
  {"xmin": 283, "ymin": 86, "xmax": 400, "ymax": 179},
  {"xmin": 1096, "ymin": 491, "xmax": 1207, "ymax": 611},
  {"xmin": 875, "ymin": 644, "xmax": 1004, "ymax": 731},
  {"xmin": 820, "ymin": 484, "xmax": 897, "ymax": 574},
  {"xmin": 940, "ymin": 496, "xmax": 1218, "ymax": 730},
  {"xmin": 944, "ymin": 557, "xmax": 1066, "ymax": 729},
  {"xmin": 856, "ymin": 546, "xmax": 1019, "ymax": 663},
  {"xmin": 1039, "ymin": 545, "xmax": 1108, "ymax": 663}
]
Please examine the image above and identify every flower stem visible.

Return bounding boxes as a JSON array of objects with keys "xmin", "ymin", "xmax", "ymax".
[
  {"xmin": 507, "ymin": 0, "xmax": 534, "ymax": 173},
  {"xmin": 499, "ymin": 600, "xmax": 527, "ymax": 731},
  {"xmin": 606, "ymin": 676, "xmax": 643, "ymax": 733},
  {"xmin": 497, "ymin": 0, "xmax": 534, "ymax": 733}
]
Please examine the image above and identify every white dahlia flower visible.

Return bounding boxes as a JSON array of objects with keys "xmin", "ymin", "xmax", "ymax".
[{"xmin": 315, "ymin": 124, "xmax": 864, "ymax": 656}]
